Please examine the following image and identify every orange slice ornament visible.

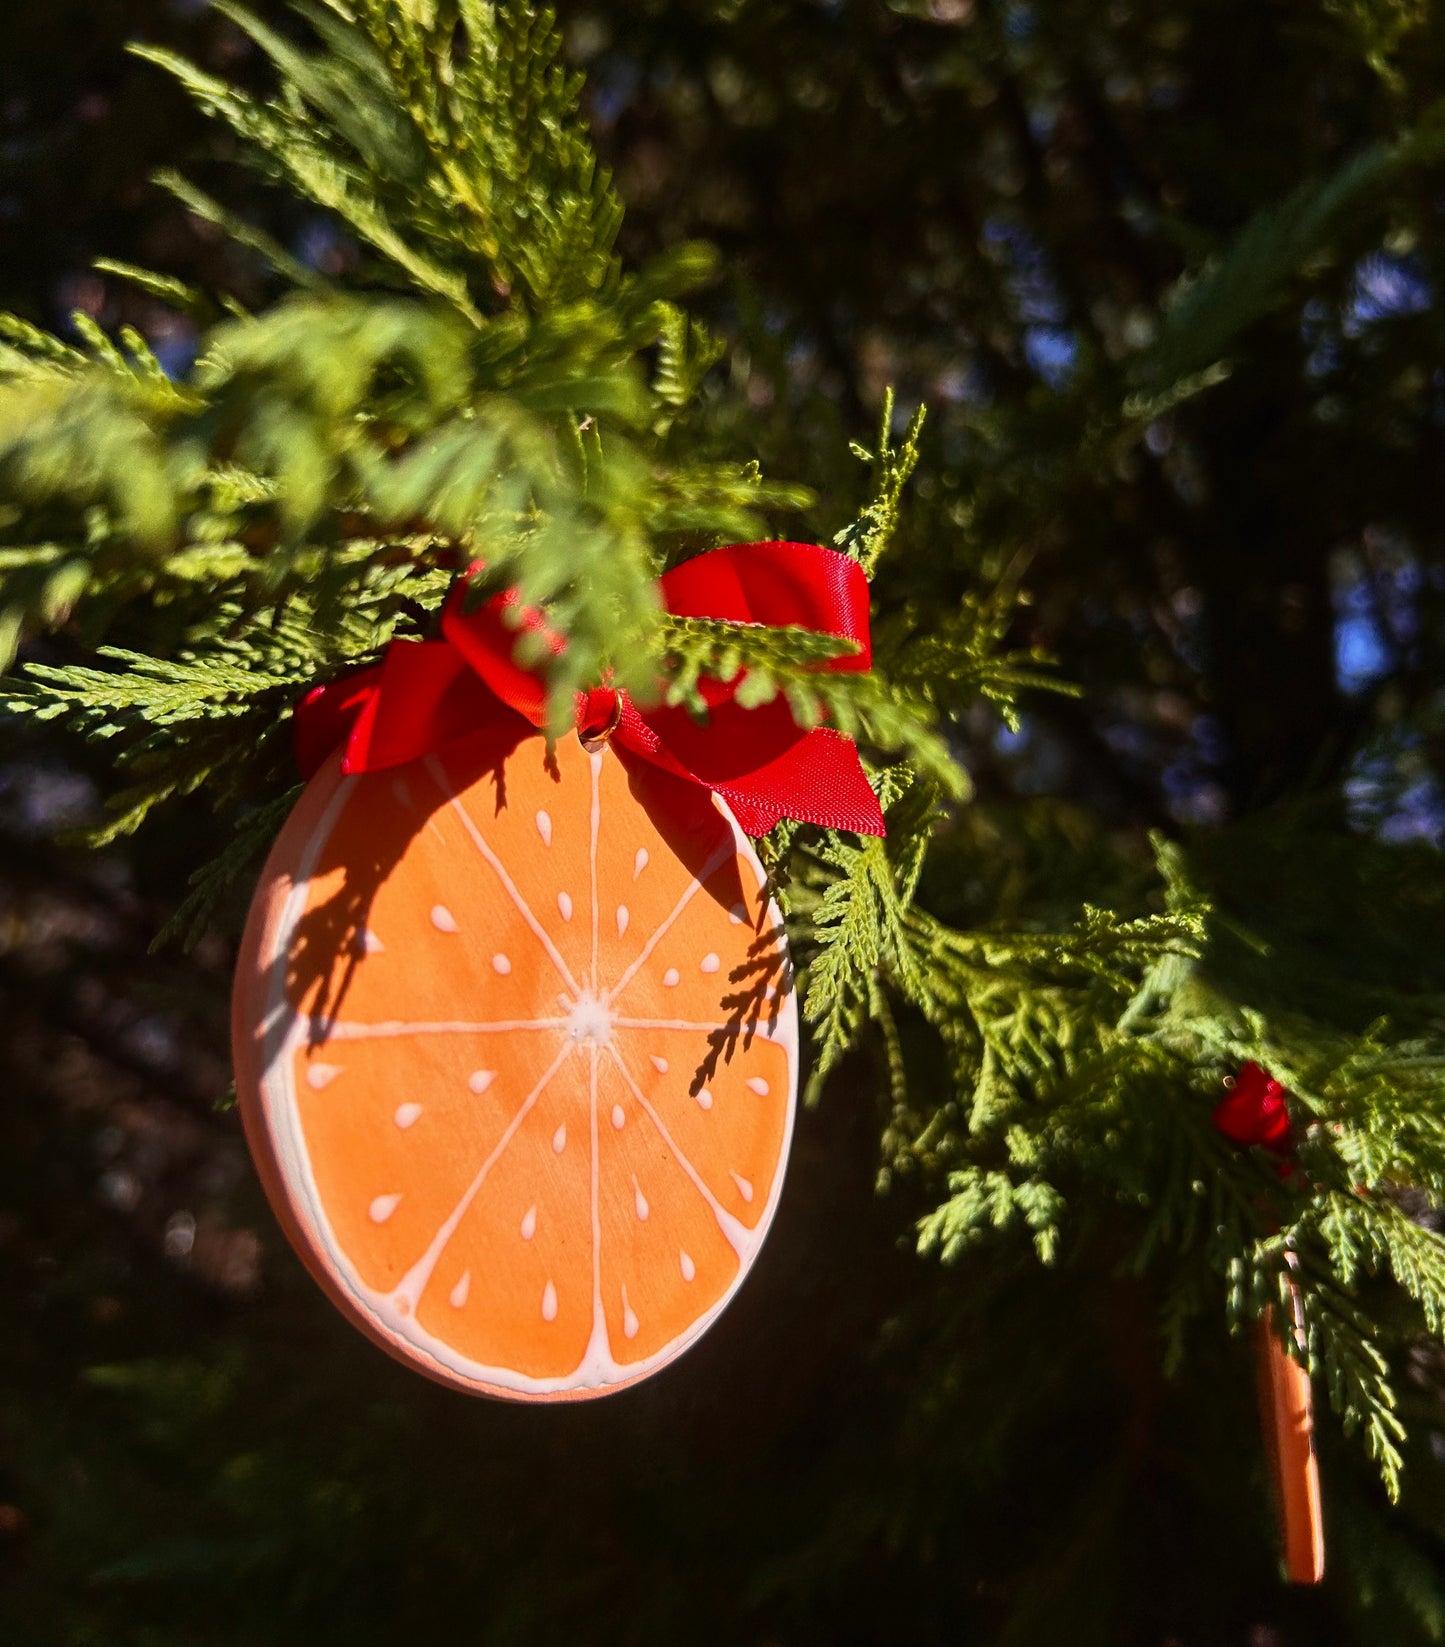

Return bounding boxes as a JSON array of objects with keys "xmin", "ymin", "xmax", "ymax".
[{"xmin": 233, "ymin": 728, "xmax": 798, "ymax": 1399}]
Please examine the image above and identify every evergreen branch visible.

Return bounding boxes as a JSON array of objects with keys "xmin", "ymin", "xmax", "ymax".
[
  {"xmin": 652, "ymin": 307, "xmax": 726, "ymax": 430},
  {"xmin": 153, "ymin": 170, "xmax": 326, "ymax": 294},
  {"xmin": 0, "ymin": 0, "xmax": 1438, "ymax": 1539},
  {"xmin": 93, "ymin": 259, "xmax": 213, "ymax": 320},
  {"xmin": 1300, "ymin": 1270, "xmax": 1407, "ymax": 1498},
  {"xmin": 802, "ymin": 834, "xmax": 892, "ymax": 1103},
  {"xmin": 834, "ymin": 388, "xmax": 926, "ymax": 577},
  {"xmin": 1132, "ymin": 105, "xmax": 1445, "ymax": 392},
  {"xmin": 917, "ymin": 1167, "xmax": 1065, "ymax": 1265},
  {"xmin": 0, "ymin": 375, "xmax": 182, "ymax": 550},
  {"xmin": 0, "ymin": 313, "xmax": 90, "ymax": 374},
  {"xmin": 658, "ymin": 615, "xmax": 860, "ymax": 713},
  {"xmin": 878, "ymin": 585, "xmax": 1079, "ymax": 734},
  {"xmin": 0, "ymin": 547, "xmax": 91, "ymax": 671},
  {"xmin": 152, "ymin": 786, "xmax": 304, "ymax": 953}
]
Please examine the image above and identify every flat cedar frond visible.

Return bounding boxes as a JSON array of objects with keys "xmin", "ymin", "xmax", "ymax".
[
  {"xmin": 834, "ymin": 388, "xmax": 926, "ymax": 577},
  {"xmin": 877, "ymin": 586, "xmax": 1080, "ymax": 733},
  {"xmin": 3, "ymin": 0, "xmax": 1444, "ymax": 1518},
  {"xmin": 0, "ymin": 547, "xmax": 90, "ymax": 672},
  {"xmin": 137, "ymin": 0, "xmax": 622, "ymax": 321},
  {"xmin": 875, "ymin": 818, "xmax": 1445, "ymax": 1497},
  {"xmin": 152, "ymin": 785, "xmax": 305, "ymax": 953},
  {"xmin": 1131, "ymin": 109, "xmax": 1445, "ymax": 394},
  {"xmin": 917, "ymin": 1168, "xmax": 1065, "ymax": 1266},
  {"xmin": 659, "ymin": 615, "xmax": 861, "ymax": 706}
]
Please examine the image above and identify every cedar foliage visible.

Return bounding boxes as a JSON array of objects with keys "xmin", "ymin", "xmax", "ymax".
[{"xmin": 4, "ymin": 1, "xmax": 1445, "ymax": 1642}]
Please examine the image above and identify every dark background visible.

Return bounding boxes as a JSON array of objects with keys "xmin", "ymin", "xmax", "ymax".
[{"xmin": 4, "ymin": 2, "xmax": 1445, "ymax": 1642}]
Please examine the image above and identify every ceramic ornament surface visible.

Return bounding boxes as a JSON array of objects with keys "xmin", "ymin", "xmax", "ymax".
[{"xmin": 233, "ymin": 729, "xmax": 799, "ymax": 1399}]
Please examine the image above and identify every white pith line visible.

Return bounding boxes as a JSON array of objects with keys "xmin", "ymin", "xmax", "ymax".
[
  {"xmin": 427, "ymin": 756, "xmax": 582, "ymax": 1001},
  {"xmin": 391, "ymin": 1041, "xmax": 572, "ymax": 1311},
  {"xmin": 589, "ymin": 751, "xmax": 601, "ymax": 994},
  {"xmin": 588, "ymin": 1042, "xmax": 606, "ymax": 1353},
  {"xmin": 603, "ymin": 840, "xmax": 736, "ymax": 1009},
  {"xmin": 606, "ymin": 1046, "xmax": 746, "ymax": 1254},
  {"xmin": 315, "ymin": 1018, "xmax": 568, "ymax": 1042},
  {"xmin": 612, "ymin": 1016, "xmax": 777, "ymax": 1037}
]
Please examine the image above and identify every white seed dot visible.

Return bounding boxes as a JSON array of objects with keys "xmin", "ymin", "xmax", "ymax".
[
  {"xmin": 535, "ymin": 809, "xmax": 553, "ymax": 846},
  {"xmin": 394, "ymin": 1102, "xmax": 423, "ymax": 1129},
  {"xmin": 730, "ymin": 1172, "xmax": 755, "ymax": 1205},
  {"xmin": 633, "ymin": 1177, "xmax": 650, "ymax": 1221},
  {"xmin": 650, "ymin": 1054, "xmax": 669, "ymax": 1074},
  {"xmin": 492, "ymin": 953, "xmax": 512, "ymax": 975},
  {"xmin": 622, "ymin": 1288, "xmax": 640, "ymax": 1340},
  {"xmin": 306, "ymin": 1063, "xmax": 342, "ymax": 1091},
  {"xmin": 520, "ymin": 1205, "xmax": 537, "ymax": 1241},
  {"xmin": 679, "ymin": 1249, "xmax": 697, "ymax": 1282},
  {"xmin": 541, "ymin": 1280, "xmax": 558, "ymax": 1322},
  {"xmin": 729, "ymin": 903, "xmax": 748, "ymax": 925},
  {"xmin": 557, "ymin": 891, "xmax": 573, "ymax": 921},
  {"xmin": 696, "ymin": 1087, "xmax": 713, "ymax": 1110},
  {"xmin": 359, "ymin": 927, "xmax": 385, "ymax": 955},
  {"xmin": 369, "ymin": 1193, "xmax": 402, "ymax": 1224},
  {"xmin": 663, "ymin": 968, "xmax": 681, "ymax": 988},
  {"xmin": 634, "ymin": 848, "xmax": 649, "ymax": 879},
  {"xmin": 449, "ymin": 1270, "xmax": 471, "ymax": 1309},
  {"xmin": 616, "ymin": 905, "xmax": 630, "ymax": 937},
  {"xmin": 553, "ymin": 1123, "xmax": 567, "ymax": 1155},
  {"xmin": 700, "ymin": 953, "xmax": 721, "ymax": 974},
  {"xmin": 611, "ymin": 1104, "xmax": 626, "ymax": 1130},
  {"xmin": 468, "ymin": 1070, "xmax": 495, "ymax": 1096},
  {"xmin": 431, "ymin": 905, "xmax": 459, "ymax": 933},
  {"xmin": 746, "ymin": 1076, "xmax": 770, "ymax": 1097}
]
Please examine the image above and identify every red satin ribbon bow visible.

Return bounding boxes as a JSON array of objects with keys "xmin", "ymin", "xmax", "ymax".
[{"xmin": 293, "ymin": 540, "xmax": 886, "ymax": 837}]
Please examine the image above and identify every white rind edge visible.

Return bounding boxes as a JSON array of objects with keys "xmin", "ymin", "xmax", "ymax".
[{"xmin": 242, "ymin": 745, "xmax": 800, "ymax": 1402}]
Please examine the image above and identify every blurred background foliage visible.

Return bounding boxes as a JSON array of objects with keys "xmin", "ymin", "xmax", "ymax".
[{"xmin": 4, "ymin": 1, "xmax": 1445, "ymax": 1642}]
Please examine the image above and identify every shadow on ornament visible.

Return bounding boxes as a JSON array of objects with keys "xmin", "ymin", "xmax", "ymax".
[
  {"xmin": 619, "ymin": 753, "xmax": 791, "ymax": 1097},
  {"xmin": 285, "ymin": 712, "xmax": 537, "ymax": 1040}
]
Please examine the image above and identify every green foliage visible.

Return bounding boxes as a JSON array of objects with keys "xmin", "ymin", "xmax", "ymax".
[
  {"xmin": 5, "ymin": 0, "xmax": 1445, "ymax": 1592},
  {"xmin": 833, "ymin": 388, "xmax": 926, "ymax": 578},
  {"xmin": 133, "ymin": 0, "xmax": 623, "ymax": 320},
  {"xmin": 0, "ymin": 0, "xmax": 964, "ymax": 823},
  {"xmin": 0, "ymin": 602, "xmax": 357, "ymax": 843},
  {"xmin": 878, "ymin": 582, "xmax": 1079, "ymax": 735},
  {"xmin": 1326, "ymin": 0, "xmax": 1431, "ymax": 84},
  {"xmin": 850, "ymin": 819, "xmax": 1445, "ymax": 1506},
  {"xmin": 1131, "ymin": 105, "xmax": 1445, "ymax": 395}
]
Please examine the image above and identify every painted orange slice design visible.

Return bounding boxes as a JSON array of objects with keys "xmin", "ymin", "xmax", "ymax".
[{"xmin": 233, "ymin": 730, "xmax": 797, "ymax": 1399}]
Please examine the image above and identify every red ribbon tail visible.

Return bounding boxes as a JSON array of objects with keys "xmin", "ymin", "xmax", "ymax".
[{"xmin": 615, "ymin": 700, "xmax": 884, "ymax": 837}]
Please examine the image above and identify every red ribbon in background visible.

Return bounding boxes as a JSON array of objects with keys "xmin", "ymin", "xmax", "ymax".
[
  {"xmin": 293, "ymin": 541, "xmax": 886, "ymax": 837},
  {"xmin": 1212, "ymin": 1061, "xmax": 1294, "ymax": 1156}
]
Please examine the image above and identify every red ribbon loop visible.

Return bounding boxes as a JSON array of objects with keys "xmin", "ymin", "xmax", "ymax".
[{"xmin": 293, "ymin": 542, "xmax": 885, "ymax": 837}]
